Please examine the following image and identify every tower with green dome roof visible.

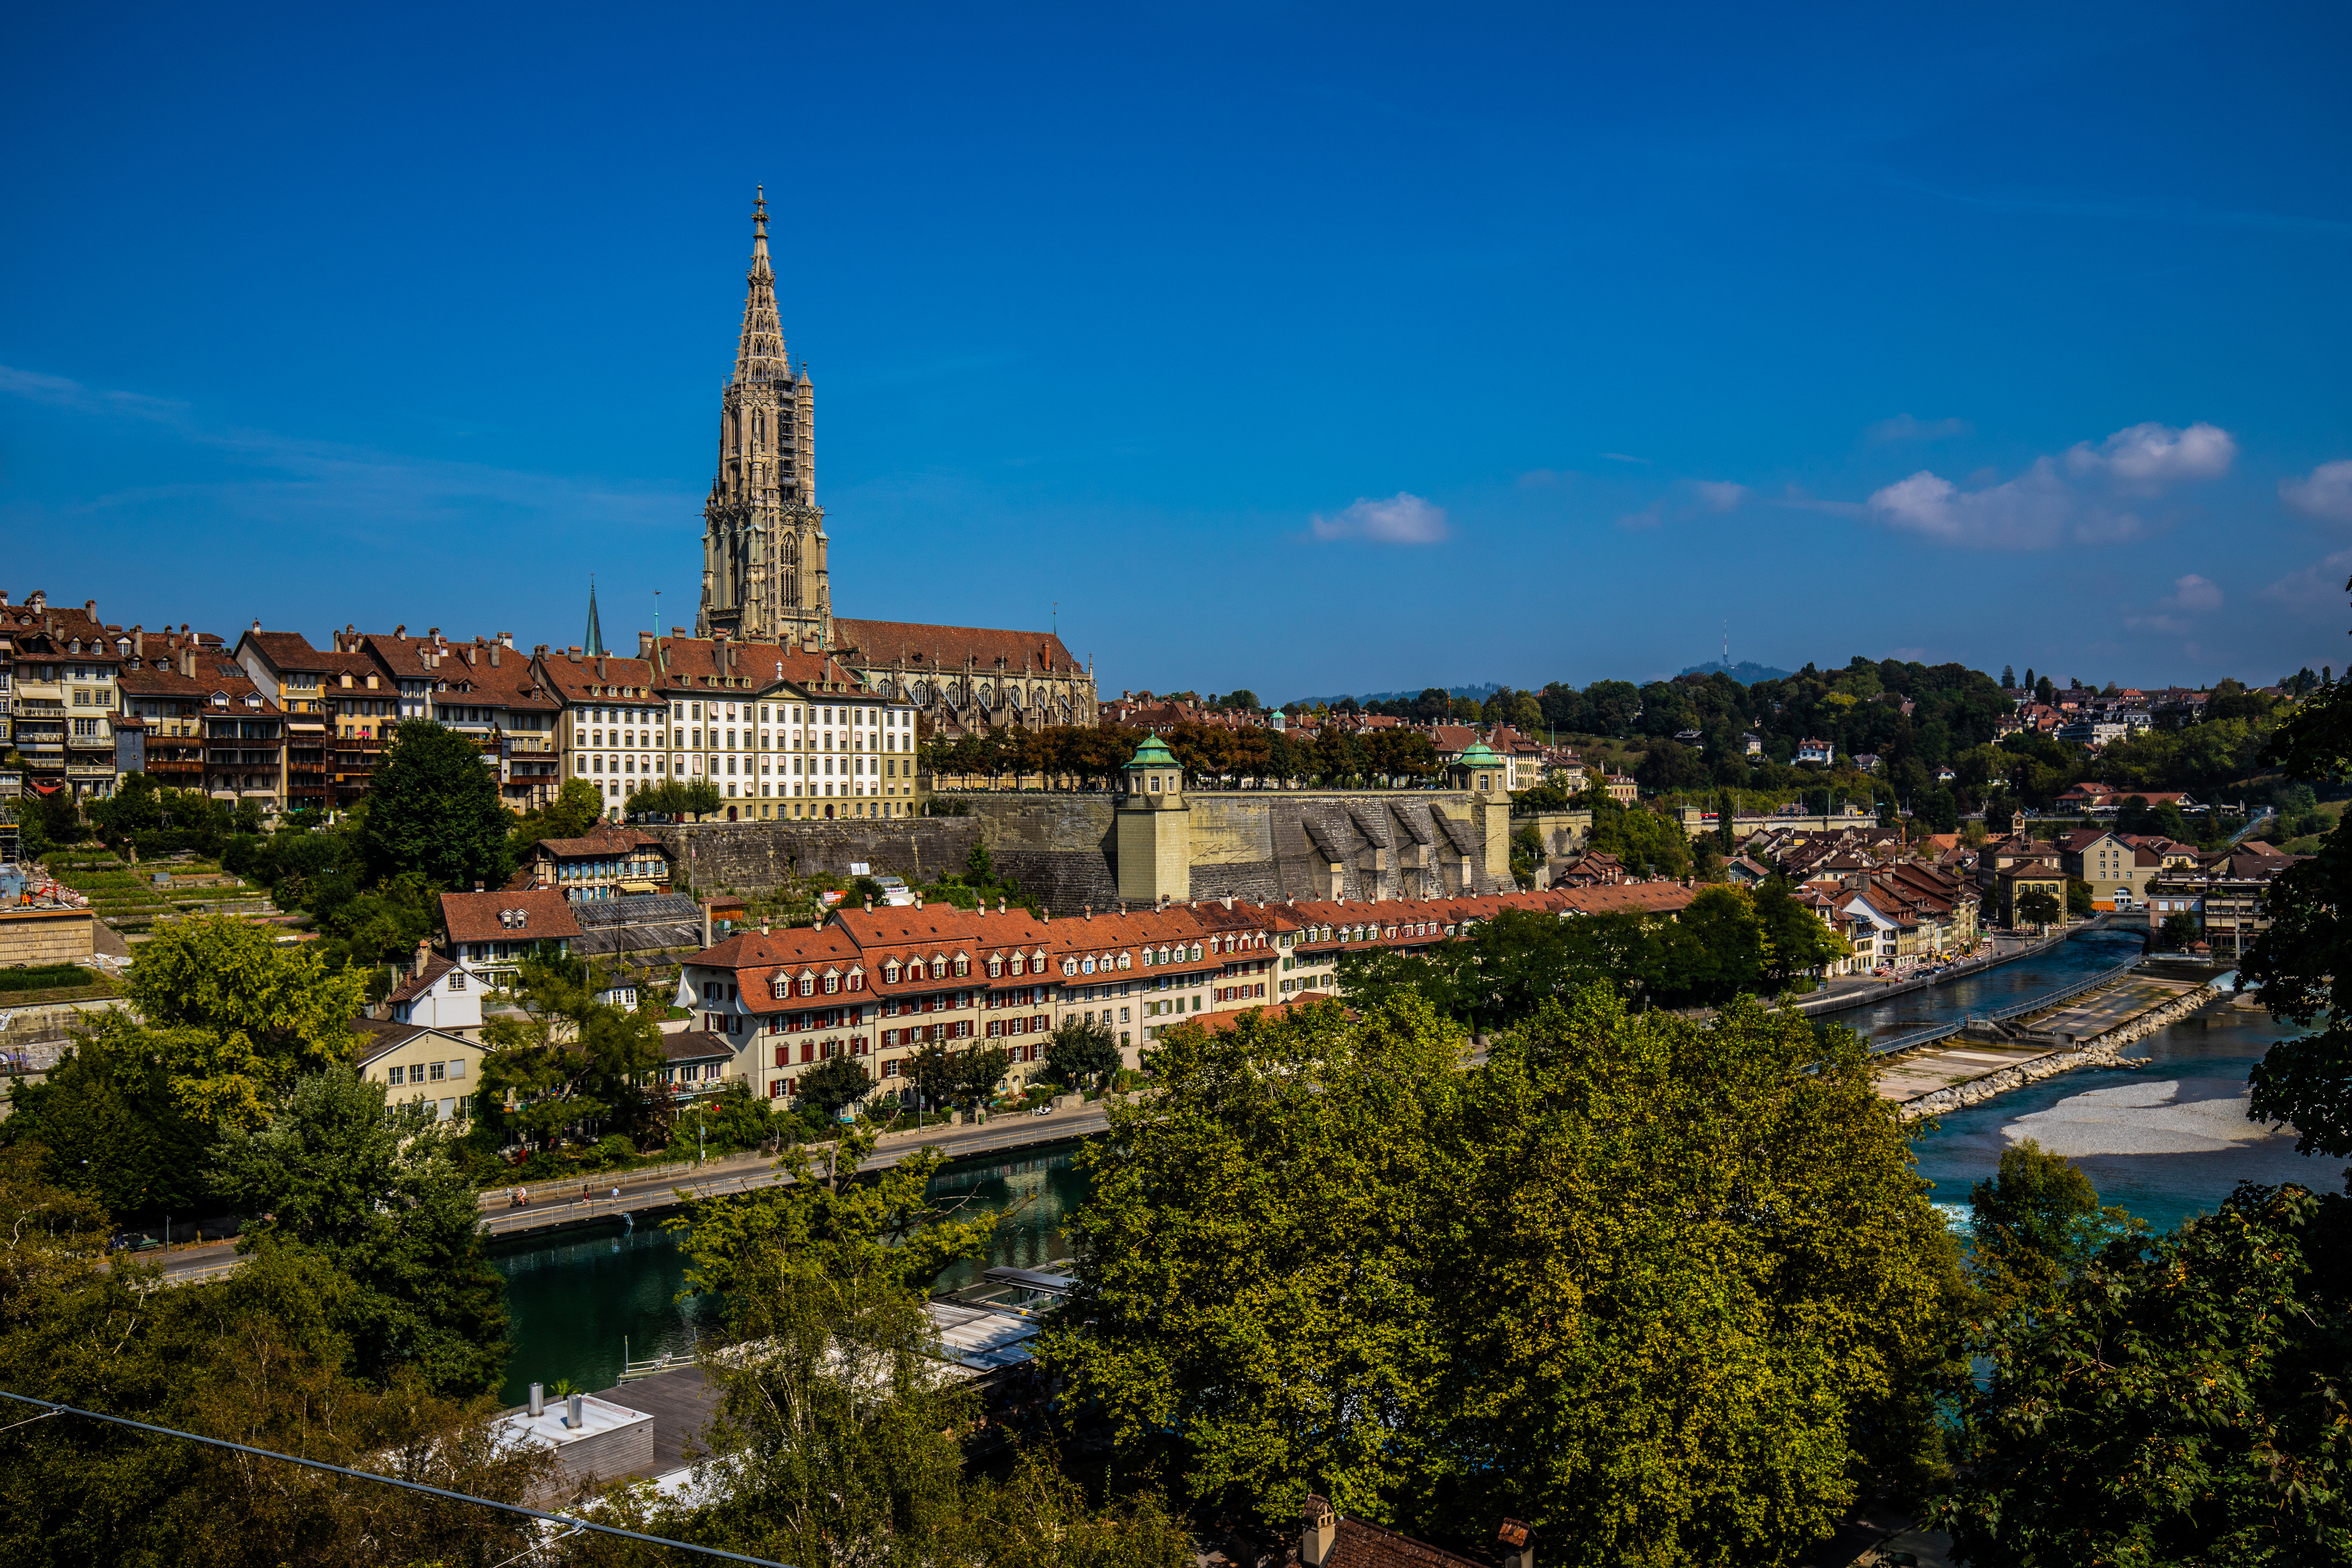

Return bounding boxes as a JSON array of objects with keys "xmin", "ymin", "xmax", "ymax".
[{"xmin": 1115, "ymin": 731, "xmax": 1191, "ymax": 904}]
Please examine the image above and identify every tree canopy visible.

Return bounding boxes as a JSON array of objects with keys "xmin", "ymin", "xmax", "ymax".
[
  {"xmin": 357, "ymin": 720, "xmax": 512, "ymax": 890},
  {"xmin": 209, "ymin": 1068, "xmax": 509, "ymax": 1396},
  {"xmin": 1046, "ymin": 992, "xmax": 1958, "ymax": 1562},
  {"xmin": 121, "ymin": 915, "xmax": 365, "ymax": 1128}
]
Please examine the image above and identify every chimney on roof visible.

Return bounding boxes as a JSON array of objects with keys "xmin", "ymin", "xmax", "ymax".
[
  {"xmin": 414, "ymin": 939, "xmax": 431, "ymax": 979},
  {"xmin": 131, "ymin": 626, "xmax": 142, "ymax": 659},
  {"xmin": 463, "ymin": 645, "xmax": 477, "ymax": 667},
  {"xmin": 489, "ymin": 643, "xmax": 501, "ymax": 667},
  {"xmin": 1302, "ymin": 1498, "xmax": 1338, "ymax": 1568},
  {"xmin": 179, "ymin": 645, "xmax": 196, "ymax": 678},
  {"xmin": 473, "ymin": 881, "xmax": 484, "ymax": 893},
  {"xmin": 998, "ymin": 895, "xmax": 1006, "ymax": 913},
  {"xmin": 913, "ymin": 894, "xmax": 923, "ymax": 909},
  {"xmin": 535, "ymin": 644, "xmax": 548, "ymax": 657},
  {"xmin": 1083, "ymin": 906, "xmax": 1091, "ymax": 919},
  {"xmin": 596, "ymin": 656, "xmax": 607, "ymax": 680},
  {"xmin": 395, "ymin": 624, "xmax": 407, "ymax": 639},
  {"xmin": 251, "ymin": 618, "xmax": 261, "ymax": 633},
  {"xmin": 640, "ymin": 631, "xmax": 656, "ymax": 658},
  {"xmin": 87, "ymin": 600, "xmax": 98, "ymax": 617}
]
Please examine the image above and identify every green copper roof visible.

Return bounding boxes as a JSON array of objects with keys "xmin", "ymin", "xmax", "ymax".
[
  {"xmin": 1455, "ymin": 741, "xmax": 1504, "ymax": 768},
  {"xmin": 1127, "ymin": 733, "xmax": 1178, "ymax": 769}
]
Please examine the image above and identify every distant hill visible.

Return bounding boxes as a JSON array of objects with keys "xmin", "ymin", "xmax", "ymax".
[{"xmin": 1679, "ymin": 660, "xmax": 1792, "ymax": 685}]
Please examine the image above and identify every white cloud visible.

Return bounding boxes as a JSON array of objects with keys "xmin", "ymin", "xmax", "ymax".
[
  {"xmin": 1865, "ymin": 418, "xmax": 2230, "ymax": 550},
  {"xmin": 1691, "ymin": 480, "xmax": 1746, "ymax": 511},
  {"xmin": 1866, "ymin": 413, "xmax": 1972, "ymax": 443},
  {"xmin": 2165, "ymin": 573, "xmax": 2223, "ymax": 612},
  {"xmin": 1616, "ymin": 509, "xmax": 1662, "ymax": 530},
  {"xmin": 2282, "ymin": 460, "xmax": 2352, "ymax": 523},
  {"xmin": 1866, "ymin": 459, "xmax": 2117, "ymax": 549},
  {"xmin": 1599, "ymin": 452, "xmax": 1650, "ymax": 464},
  {"xmin": 2065, "ymin": 421, "xmax": 2236, "ymax": 487},
  {"xmin": 2262, "ymin": 548, "xmax": 2352, "ymax": 611},
  {"xmin": 1309, "ymin": 491, "xmax": 1449, "ymax": 545}
]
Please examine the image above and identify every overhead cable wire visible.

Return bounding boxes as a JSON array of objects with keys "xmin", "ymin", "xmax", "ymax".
[{"xmin": 0, "ymin": 1388, "xmax": 790, "ymax": 1568}]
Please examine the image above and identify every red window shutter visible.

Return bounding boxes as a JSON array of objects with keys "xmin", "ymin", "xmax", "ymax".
[
  {"xmin": 800, "ymin": 1042, "xmax": 814, "ymax": 1063},
  {"xmin": 774, "ymin": 1046, "xmax": 786, "ymax": 1068}
]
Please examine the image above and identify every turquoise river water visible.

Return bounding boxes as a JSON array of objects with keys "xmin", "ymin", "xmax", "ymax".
[{"xmin": 490, "ymin": 934, "xmax": 2346, "ymax": 1404}]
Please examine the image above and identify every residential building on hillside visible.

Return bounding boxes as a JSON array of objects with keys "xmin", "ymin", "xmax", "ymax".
[
  {"xmin": 234, "ymin": 626, "xmax": 336, "ymax": 812},
  {"xmin": 1994, "ymin": 861, "xmax": 2069, "ymax": 929},
  {"xmin": 1795, "ymin": 737, "xmax": 1835, "ymax": 764},
  {"xmin": 2059, "ymin": 828, "xmax": 2160, "ymax": 911},
  {"xmin": 1604, "ymin": 772, "xmax": 1636, "ymax": 803},
  {"xmin": 1, "ymin": 593, "xmax": 126, "ymax": 800},
  {"xmin": 436, "ymin": 889, "xmax": 582, "ymax": 987},
  {"xmin": 2144, "ymin": 843, "xmax": 2300, "ymax": 958},
  {"xmin": 352, "ymin": 1024, "xmax": 482, "ymax": 1123},
  {"xmin": 381, "ymin": 943, "xmax": 483, "ymax": 1037},
  {"xmin": 514, "ymin": 823, "xmax": 676, "ymax": 900}
]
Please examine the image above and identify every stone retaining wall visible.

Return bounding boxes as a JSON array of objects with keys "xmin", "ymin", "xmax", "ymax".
[{"xmin": 1897, "ymin": 985, "xmax": 2215, "ymax": 1121}]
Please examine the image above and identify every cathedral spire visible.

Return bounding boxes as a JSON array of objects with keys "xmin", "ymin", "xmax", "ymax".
[
  {"xmin": 583, "ymin": 575, "xmax": 606, "ymax": 657},
  {"xmin": 735, "ymin": 185, "xmax": 788, "ymax": 384}
]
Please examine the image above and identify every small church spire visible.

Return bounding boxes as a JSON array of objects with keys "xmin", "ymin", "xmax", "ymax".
[
  {"xmin": 584, "ymin": 575, "xmax": 606, "ymax": 657},
  {"xmin": 735, "ymin": 185, "xmax": 788, "ymax": 383}
]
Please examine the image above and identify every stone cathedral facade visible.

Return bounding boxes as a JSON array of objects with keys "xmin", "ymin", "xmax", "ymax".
[
  {"xmin": 697, "ymin": 189, "xmax": 826, "ymax": 648},
  {"xmin": 695, "ymin": 193, "xmax": 1097, "ymax": 735}
]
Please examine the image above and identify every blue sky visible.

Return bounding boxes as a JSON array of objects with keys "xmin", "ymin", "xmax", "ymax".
[{"xmin": 5, "ymin": 3, "xmax": 2349, "ymax": 700}]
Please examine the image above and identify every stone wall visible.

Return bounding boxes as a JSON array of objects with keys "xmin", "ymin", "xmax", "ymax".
[
  {"xmin": 645, "ymin": 789, "xmax": 1517, "ymax": 913},
  {"xmin": 649, "ymin": 819, "xmax": 983, "ymax": 898}
]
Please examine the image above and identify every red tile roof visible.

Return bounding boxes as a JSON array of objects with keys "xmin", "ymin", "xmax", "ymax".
[
  {"xmin": 834, "ymin": 618, "xmax": 1081, "ymax": 675},
  {"xmin": 438, "ymin": 889, "xmax": 582, "ymax": 945}
]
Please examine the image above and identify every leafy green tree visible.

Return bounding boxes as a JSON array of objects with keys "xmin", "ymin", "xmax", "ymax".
[
  {"xmin": 2160, "ymin": 908, "xmax": 2201, "ymax": 950},
  {"xmin": 902, "ymin": 1039, "xmax": 961, "ymax": 1111},
  {"xmin": 0, "ymin": 1148, "xmax": 551, "ymax": 1565},
  {"xmin": 357, "ymin": 719, "xmax": 511, "ymax": 890},
  {"xmin": 1668, "ymin": 883, "xmax": 1766, "ymax": 1002},
  {"xmin": 1045, "ymin": 991, "xmax": 1961, "ymax": 1556},
  {"xmin": 480, "ymin": 953, "xmax": 666, "ymax": 1145},
  {"xmin": 2016, "ymin": 888, "xmax": 2061, "ymax": 928},
  {"xmin": 1715, "ymin": 788, "xmax": 1737, "ymax": 853},
  {"xmin": 209, "ymin": 1067, "xmax": 509, "ymax": 1397},
  {"xmin": 795, "ymin": 1053, "xmax": 872, "ymax": 1122},
  {"xmin": 620, "ymin": 776, "xmax": 721, "ymax": 820},
  {"xmin": 1965, "ymin": 1139, "xmax": 2137, "ymax": 1313},
  {"xmin": 122, "ymin": 914, "xmax": 365, "ymax": 1128},
  {"xmin": 1753, "ymin": 876, "xmax": 1850, "ymax": 992},
  {"xmin": 1043, "ymin": 1014, "xmax": 1122, "ymax": 1093},
  {"xmin": 314, "ymin": 869, "xmax": 438, "ymax": 966},
  {"xmin": 0, "ymin": 1014, "xmax": 219, "ymax": 1219},
  {"xmin": 1583, "ymin": 793, "xmax": 1693, "ymax": 879},
  {"xmin": 651, "ymin": 1127, "xmax": 1193, "ymax": 1564},
  {"xmin": 1933, "ymin": 1183, "xmax": 2350, "ymax": 1567},
  {"xmin": 956, "ymin": 1044, "xmax": 1014, "ymax": 1109},
  {"xmin": 1634, "ymin": 738, "xmax": 1704, "ymax": 792}
]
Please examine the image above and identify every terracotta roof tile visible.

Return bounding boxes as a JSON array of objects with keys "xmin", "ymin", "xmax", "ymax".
[{"xmin": 438, "ymin": 889, "xmax": 582, "ymax": 945}]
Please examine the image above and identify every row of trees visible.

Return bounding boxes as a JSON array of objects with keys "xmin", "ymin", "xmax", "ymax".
[
  {"xmin": 1335, "ymin": 889, "xmax": 1849, "ymax": 1025},
  {"xmin": 923, "ymin": 720, "xmax": 1447, "ymax": 791}
]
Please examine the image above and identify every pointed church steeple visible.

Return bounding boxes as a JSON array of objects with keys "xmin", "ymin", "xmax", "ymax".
[
  {"xmin": 584, "ymin": 575, "xmax": 606, "ymax": 657},
  {"xmin": 735, "ymin": 186, "xmax": 788, "ymax": 384}
]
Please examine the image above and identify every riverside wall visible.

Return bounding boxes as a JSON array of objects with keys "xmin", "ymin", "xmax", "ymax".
[{"xmin": 648, "ymin": 788, "xmax": 1517, "ymax": 913}]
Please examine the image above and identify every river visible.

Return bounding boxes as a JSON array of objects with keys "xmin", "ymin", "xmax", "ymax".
[
  {"xmin": 491, "ymin": 936, "xmax": 2345, "ymax": 1402},
  {"xmin": 1821, "ymin": 926, "xmax": 2149, "ymax": 1046},
  {"xmin": 489, "ymin": 1140, "xmax": 1093, "ymax": 1407}
]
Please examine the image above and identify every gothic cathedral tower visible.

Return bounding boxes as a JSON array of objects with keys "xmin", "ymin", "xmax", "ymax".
[{"xmin": 697, "ymin": 188, "xmax": 831, "ymax": 646}]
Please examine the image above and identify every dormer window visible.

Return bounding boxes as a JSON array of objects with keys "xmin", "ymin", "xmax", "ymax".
[
  {"xmin": 1117, "ymin": 952, "xmax": 1131, "ymax": 970},
  {"xmin": 952, "ymin": 953, "xmax": 970, "ymax": 977},
  {"xmin": 846, "ymin": 968, "xmax": 864, "ymax": 992},
  {"xmin": 882, "ymin": 960, "xmax": 900, "ymax": 985},
  {"xmin": 771, "ymin": 975, "xmax": 790, "ymax": 1000},
  {"xmin": 823, "ymin": 971, "xmax": 841, "ymax": 995},
  {"xmin": 930, "ymin": 957, "xmax": 947, "ymax": 980},
  {"xmin": 988, "ymin": 954, "xmax": 1003, "ymax": 979},
  {"xmin": 1008, "ymin": 953, "xmax": 1025, "ymax": 977},
  {"xmin": 798, "ymin": 973, "xmax": 816, "ymax": 997}
]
